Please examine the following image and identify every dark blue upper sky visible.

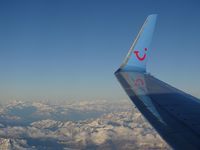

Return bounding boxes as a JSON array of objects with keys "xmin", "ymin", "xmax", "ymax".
[{"xmin": 0, "ymin": 0, "xmax": 200, "ymax": 102}]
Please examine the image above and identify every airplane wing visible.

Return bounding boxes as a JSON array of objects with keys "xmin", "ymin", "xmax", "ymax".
[{"xmin": 115, "ymin": 15, "xmax": 200, "ymax": 150}]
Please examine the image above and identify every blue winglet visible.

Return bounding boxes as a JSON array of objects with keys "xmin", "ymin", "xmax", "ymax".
[{"xmin": 120, "ymin": 14, "xmax": 157, "ymax": 72}]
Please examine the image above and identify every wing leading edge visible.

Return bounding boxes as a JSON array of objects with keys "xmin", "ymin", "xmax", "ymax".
[{"xmin": 115, "ymin": 15, "xmax": 200, "ymax": 150}]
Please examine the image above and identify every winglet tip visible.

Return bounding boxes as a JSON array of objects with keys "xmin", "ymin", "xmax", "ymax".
[{"xmin": 117, "ymin": 14, "xmax": 157, "ymax": 72}]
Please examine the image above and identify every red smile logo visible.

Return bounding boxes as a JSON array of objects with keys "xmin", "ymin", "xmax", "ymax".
[{"xmin": 134, "ymin": 48, "xmax": 148, "ymax": 61}]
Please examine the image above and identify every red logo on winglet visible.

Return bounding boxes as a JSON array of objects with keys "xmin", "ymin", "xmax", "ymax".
[{"xmin": 134, "ymin": 48, "xmax": 148, "ymax": 61}]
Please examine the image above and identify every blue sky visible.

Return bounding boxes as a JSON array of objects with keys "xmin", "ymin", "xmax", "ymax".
[{"xmin": 0, "ymin": 0, "xmax": 200, "ymax": 102}]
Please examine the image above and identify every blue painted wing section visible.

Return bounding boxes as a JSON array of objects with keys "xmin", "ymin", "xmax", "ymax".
[
  {"xmin": 120, "ymin": 14, "xmax": 157, "ymax": 72},
  {"xmin": 115, "ymin": 70, "xmax": 200, "ymax": 150}
]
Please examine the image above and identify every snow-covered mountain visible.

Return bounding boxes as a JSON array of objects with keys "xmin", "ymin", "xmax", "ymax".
[{"xmin": 0, "ymin": 100, "xmax": 171, "ymax": 150}]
